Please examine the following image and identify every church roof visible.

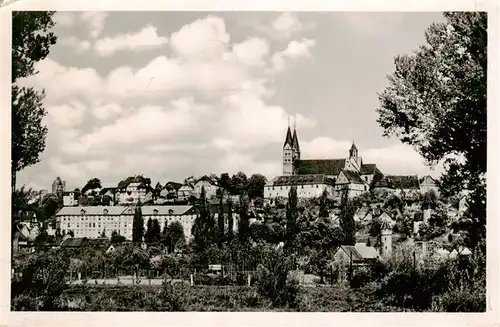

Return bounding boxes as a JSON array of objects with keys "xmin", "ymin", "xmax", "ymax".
[
  {"xmin": 283, "ymin": 126, "xmax": 293, "ymax": 148},
  {"xmin": 295, "ymin": 159, "xmax": 346, "ymax": 176},
  {"xmin": 340, "ymin": 169, "xmax": 364, "ymax": 184},
  {"xmin": 269, "ymin": 174, "xmax": 335, "ymax": 186},
  {"xmin": 360, "ymin": 163, "xmax": 382, "ymax": 176},
  {"xmin": 292, "ymin": 128, "xmax": 300, "ymax": 152}
]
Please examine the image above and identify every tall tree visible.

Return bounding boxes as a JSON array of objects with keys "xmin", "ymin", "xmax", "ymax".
[
  {"xmin": 145, "ymin": 218, "xmax": 153, "ymax": 243},
  {"xmin": 192, "ymin": 186, "xmax": 215, "ymax": 251},
  {"xmin": 11, "ymin": 12, "xmax": 57, "ymax": 191},
  {"xmin": 151, "ymin": 219, "xmax": 161, "ymax": 243},
  {"xmin": 132, "ymin": 202, "xmax": 144, "ymax": 243},
  {"xmin": 166, "ymin": 221, "xmax": 185, "ymax": 253},
  {"xmin": 154, "ymin": 182, "xmax": 162, "ymax": 197},
  {"xmin": 284, "ymin": 186, "xmax": 298, "ymax": 254},
  {"xmin": 377, "ymin": 12, "xmax": 486, "ymax": 249},
  {"xmin": 217, "ymin": 188, "xmax": 225, "ymax": 246},
  {"xmin": 227, "ymin": 197, "xmax": 234, "ymax": 241},
  {"xmin": 238, "ymin": 192, "xmax": 250, "ymax": 245},
  {"xmin": 339, "ymin": 189, "xmax": 356, "ymax": 245},
  {"xmin": 248, "ymin": 174, "xmax": 267, "ymax": 199},
  {"xmin": 231, "ymin": 171, "xmax": 248, "ymax": 195}
]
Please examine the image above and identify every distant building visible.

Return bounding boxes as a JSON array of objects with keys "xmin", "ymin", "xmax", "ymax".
[
  {"xmin": 264, "ymin": 174, "xmax": 335, "ymax": 199},
  {"xmin": 52, "ymin": 177, "xmax": 66, "ymax": 194},
  {"xmin": 116, "ymin": 181, "xmax": 150, "ymax": 205},
  {"xmin": 63, "ymin": 191, "xmax": 78, "ymax": 207},
  {"xmin": 419, "ymin": 175, "xmax": 439, "ymax": 195},
  {"xmin": 55, "ymin": 205, "xmax": 198, "ymax": 241},
  {"xmin": 178, "ymin": 183, "xmax": 194, "ymax": 201},
  {"xmin": 193, "ymin": 175, "xmax": 219, "ymax": 199}
]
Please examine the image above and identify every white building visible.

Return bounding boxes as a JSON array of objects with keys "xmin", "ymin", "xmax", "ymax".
[
  {"xmin": 264, "ymin": 174, "xmax": 335, "ymax": 199},
  {"xmin": 55, "ymin": 205, "xmax": 197, "ymax": 241},
  {"xmin": 116, "ymin": 182, "xmax": 149, "ymax": 205},
  {"xmin": 63, "ymin": 191, "xmax": 78, "ymax": 207},
  {"xmin": 193, "ymin": 175, "xmax": 219, "ymax": 199}
]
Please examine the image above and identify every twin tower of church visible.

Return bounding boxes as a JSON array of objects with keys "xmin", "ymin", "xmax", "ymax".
[{"xmin": 282, "ymin": 118, "xmax": 301, "ymax": 175}]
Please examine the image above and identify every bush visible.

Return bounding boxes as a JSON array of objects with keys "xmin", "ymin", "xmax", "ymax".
[
  {"xmin": 153, "ymin": 281, "xmax": 187, "ymax": 311},
  {"xmin": 350, "ymin": 267, "xmax": 373, "ymax": 288},
  {"xmin": 254, "ymin": 247, "xmax": 300, "ymax": 308}
]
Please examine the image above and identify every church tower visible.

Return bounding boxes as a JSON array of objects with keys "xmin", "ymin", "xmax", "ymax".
[
  {"xmin": 348, "ymin": 142, "xmax": 362, "ymax": 171},
  {"xmin": 283, "ymin": 119, "xmax": 294, "ymax": 175},
  {"xmin": 292, "ymin": 116, "xmax": 301, "ymax": 163}
]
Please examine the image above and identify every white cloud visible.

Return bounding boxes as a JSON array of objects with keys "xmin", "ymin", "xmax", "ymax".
[
  {"xmin": 84, "ymin": 159, "xmax": 111, "ymax": 173},
  {"xmin": 217, "ymin": 152, "xmax": 280, "ymax": 179},
  {"xmin": 271, "ymin": 38, "xmax": 316, "ymax": 72},
  {"xmin": 53, "ymin": 12, "xmax": 77, "ymax": 27},
  {"xmin": 232, "ymin": 37, "xmax": 270, "ymax": 66},
  {"xmin": 59, "ymin": 36, "xmax": 91, "ymax": 53},
  {"xmin": 272, "ymin": 12, "xmax": 304, "ymax": 39},
  {"xmin": 46, "ymin": 101, "xmax": 86, "ymax": 127},
  {"xmin": 80, "ymin": 11, "xmax": 108, "ymax": 38},
  {"xmin": 91, "ymin": 103, "xmax": 123, "ymax": 120},
  {"xmin": 94, "ymin": 25, "xmax": 168, "ymax": 56},
  {"xmin": 170, "ymin": 15, "xmax": 230, "ymax": 60}
]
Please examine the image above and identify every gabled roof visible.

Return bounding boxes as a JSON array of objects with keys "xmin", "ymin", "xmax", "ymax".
[
  {"xmin": 295, "ymin": 159, "xmax": 346, "ymax": 176},
  {"xmin": 164, "ymin": 182, "xmax": 183, "ymax": 190},
  {"xmin": 340, "ymin": 170, "xmax": 364, "ymax": 184},
  {"xmin": 56, "ymin": 206, "xmax": 130, "ymax": 216},
  {"xmin": 338, "ymin": 243, "xmax": 379, "ymax": 261},
  {"xmin": 61, "ymin": 237, "xmax": 88, "ymax": 248},
  {"xmin": 99, "ymin": 187, "xmax": 117, "ymax": 195},
  {"xmin": 87, "ymin": 238, "xmax": 110, "ymax": 248},
  {"xmin": 268, "ymin": 174, "xmax": 335, "ymax": 186},
  {"xmin": 141, "ymin": 205, "xmax": 194, "ymax": 215},
  {"xmin": 195, "ymin": 175, "xmax": 218, "ymax": 185}
]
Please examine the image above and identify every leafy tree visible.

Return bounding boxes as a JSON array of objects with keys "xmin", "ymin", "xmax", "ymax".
[
  {"xmin": 81, "ymin": 178, "xmax": 102, "ymax": 195},
  {"xmin": 377, "ymin": 12, "xmax": 486, "ymax": 249},
  {"xmin": 11, "ymin": 12, "xmax": 57, "ymax": 191},
  {"xmin": 248, "ymin": 174, "xmax": 267, "ymax": 199},
  {"xmin": 100, "ymin": 229, "xmax": 106, "ymax": 238},
  {"xmin": 67, "ymin": 230, "xmax": 74, "ymax": 237},
  {"xmin": 422, "ymin": 189, "xmax": 438, "ymax": 210},
  {"xmin": 227, "ymin": 197, "xmax": 234, "ymax": 240},
  {"xmin": 154, "ymin": 182, "xmax": 163, "ymax": 197},
  {"xmin": 284, "ymin": 186, "xmax": 298, "ymax": 254},
  {"xmin": 165, "ymin": 221, "xmax": 186, "ymax": 253},
  {"xmin": 132, "ymin": 202, "xmax": 144, "ymax": 242},
  {"xmin": 230, "ymin": 171, "xmax": 248, "ymax": 195}
]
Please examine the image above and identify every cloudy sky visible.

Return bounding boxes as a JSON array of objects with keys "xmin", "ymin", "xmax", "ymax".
[{"xmin": 16, "ymin": 11, "xmax": 446, "ymax": 191}]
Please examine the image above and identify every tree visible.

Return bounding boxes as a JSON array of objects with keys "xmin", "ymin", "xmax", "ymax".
[
  {"xmin": 81, "ymin": 178, "xmax": 102, "ymax": 195},
  {"xmin": 377, "ymin": 12, "xmax": 486, "ymax": 249},
  {"xmin": 238, "ymin": 192, "xmax": 250, "ymax": 245},
  {"xmin": 11, "ymin": 12, "xmax": 57, "ymax": 191},
  {"xmin": 154, "ymin": 182, "xmax": 163, "ymax": 197},
  {"xmin": 192, "ymin": 186, "xmax": 215, "ymax": 251},
  {"xmin": 100, "ymin": 229, "xmax": 106, "ymax": 238},
  {"xmin": 132, "ymin": 202, "xmax": 144, "ymax": 243},
  {"xmin": 318, "ymin": 188, "xmax": 329, "ymax": 218},
  {"xmin": 284, "ymin": 186, "xmax": 298, "ymax": 254},
  {"xmin": 339, "ymin": 191, "xmax": 357, "ymax": 245},
  {"xmin": 151, "ymin": 219, "xmax": 161, "ymax": 243},
  {"xmin": 248, "ymin": 174, "xmax": 267, "ymax": 199},
  {"xmin": 165, "ymin": 221, "xmax": 185, "ymax": 253},
  {"xmin": 217, "ymin": 188, "xmax": 225, "ymax": 246},
  {"xmin": 227, "ymin": 197, "xmax": 234, "ymax": 241},
  {"xmin": 231, "ymin": 171, "xmax": 248, "ymax": 195},
  {"xmin": 145, "ymin": 218, "xmax": 153, "ymax": 243}
]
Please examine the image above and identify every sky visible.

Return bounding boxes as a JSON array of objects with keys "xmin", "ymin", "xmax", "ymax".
[{"xmin": 16, "ymin": 11, "xmax": 447, "ymax": 191}]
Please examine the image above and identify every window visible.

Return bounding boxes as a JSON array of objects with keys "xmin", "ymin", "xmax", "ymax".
[
  {"xmin": 153, "ymin": 209, "xmax": 158, "ymax": 215},
  {"xmin": 168, "ymin": 209, "xmax": 174, "ymax": 214},
  {"xmin": 103, "ymin": 209, "xmax": 108, "ymax": 215},
  {"xmin": 81, "ymin": 209, "xmax": 86, "ymax": 215}
]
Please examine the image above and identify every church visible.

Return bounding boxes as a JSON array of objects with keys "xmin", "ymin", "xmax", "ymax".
[{"xmin": 263, "ymin": 120, "xmax": 423, "ymax": 200}]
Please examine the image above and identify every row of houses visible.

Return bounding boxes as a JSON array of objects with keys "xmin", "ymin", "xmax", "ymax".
[{"xmin": 60, "ymin": 175, "xmax": 221, "ymax": 207}]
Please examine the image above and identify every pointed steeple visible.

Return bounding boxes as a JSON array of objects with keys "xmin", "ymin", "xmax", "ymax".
[
  {"xmin": 283, "ymin": 119, "xmax": 293, "ymax": 148},
  {"xmin": 292, "ymin": 124, "xmax": 300, "ymax": 153},
  {"xmin": 349, "ymin": 141, "xmax": 358, "ymax": 158}
]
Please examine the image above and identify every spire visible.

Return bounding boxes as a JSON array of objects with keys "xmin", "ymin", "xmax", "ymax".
[
  {"xmin": 292, "ymin": 120, "xmax": 300, "ymax": 153},
  {"xmin": 283, "ymin": 118, "xmax": 293, "ymax": 148}
]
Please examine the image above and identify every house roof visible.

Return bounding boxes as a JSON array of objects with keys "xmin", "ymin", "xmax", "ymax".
[
  {"xmin": 268, "ymin": 174, "xmax": 335, "ymax": 186},
  {"xmin": 164, "ymin": 182, "xmax": 183, "ymax": 190},
  {"xmin": 141, "ymin": 205, "xmax": 194, "ymax": 215},
  {"xmin": 340, "ymin": 170, "xmax": 364, "ymax": 184},
  {"xmin": 295, "ymin": 159, "xmax": 346, "ymax": 176},
  {"xmin": 385, "ymin": 175, "xmax": 420, "ymax": 189},
  {"xmin": 61, "ymin": 237, "xmax": 88, "ymax": 248},
  {"xmin": 195, "ymin": 175, "xmax": 218, "ymax": 185},
  {"xmin": 338, "ymin": 243, "xmax": 379, "ymax": 261},
  {"xmin": 99, "ymin": 187, "xmax": 117, "ymax": 195},
  {"xmin": 56, "ymin": 206, "xmax": 131, "ymax": 216},
  {"xmin": 360, "ymin": 163, "xmax": 383, "ymax": 176}
]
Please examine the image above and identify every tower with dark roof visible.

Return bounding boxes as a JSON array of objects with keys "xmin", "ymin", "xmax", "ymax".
[
  {"xmin": 380, "ymin": 218, "xmax": 393, "ymax": 259},
  {"xmin": 283, "ymin": 119, "xmax": 295, "ymax": 175}
]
